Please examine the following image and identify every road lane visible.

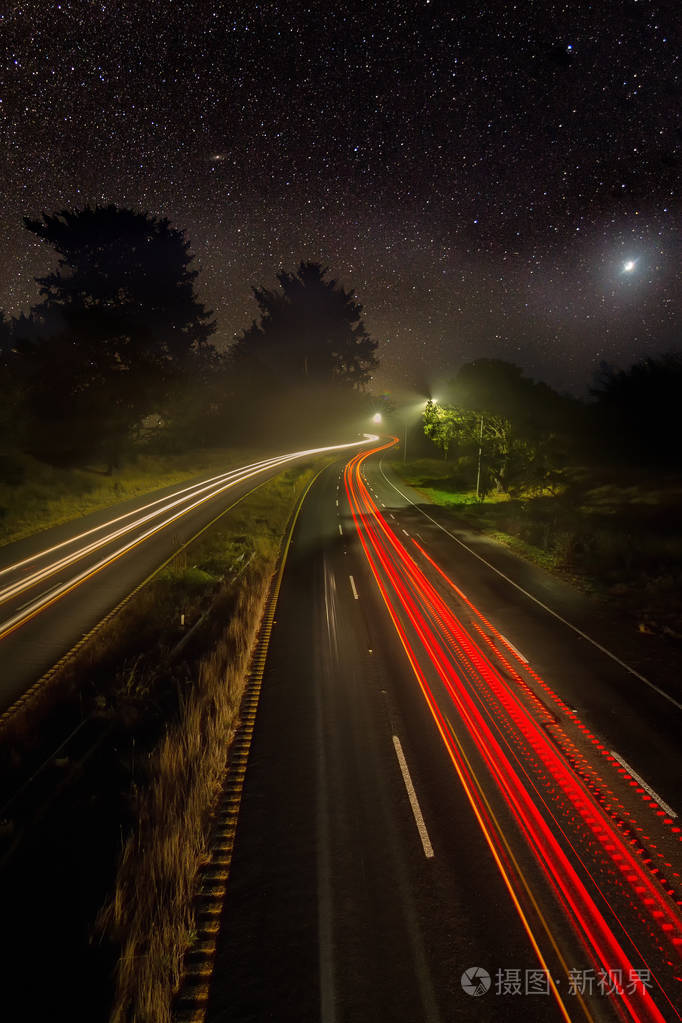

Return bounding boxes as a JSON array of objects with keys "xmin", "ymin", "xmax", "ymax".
[
  {"xmin": 205, "ymin": 459, "xmax": 575, "ymax": 1023},
  {"xmin": 368, "ymin": 455, "xmax": 682, "ymax": 815},
  {"xmin": 345, "ymin": 440, "xmax": 682, "ymax": 1022},
  {"xmin": 0, "ymin": 439, "xmax": 374, "ymax": 715}
]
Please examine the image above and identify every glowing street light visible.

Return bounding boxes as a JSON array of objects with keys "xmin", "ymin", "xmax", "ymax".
[{"xmin": 372, "ymin": 412, "xmax": 382, "ymax": 424}]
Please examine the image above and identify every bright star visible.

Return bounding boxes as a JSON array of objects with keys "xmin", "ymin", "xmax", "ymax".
[{"xmin": 623, "ymin": 259, "xmax": 636, "ymax": 272}]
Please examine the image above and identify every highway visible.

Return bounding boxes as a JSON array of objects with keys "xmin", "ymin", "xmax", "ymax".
[
  {"xmin": 204, "ymin": 438, "xmax": 682, "ymax": 1023},
  {"xmin": 0, "ymin": 440, "xmax": 374, "ymax": 717}
]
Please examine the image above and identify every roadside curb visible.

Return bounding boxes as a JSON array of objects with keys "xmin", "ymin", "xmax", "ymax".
[{"xmin": 172, "ymin": 465, "xmax": 325, "ymax": 1023}]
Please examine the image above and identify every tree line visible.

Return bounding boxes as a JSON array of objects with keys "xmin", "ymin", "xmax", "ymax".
[
  {"xmin": 420, "ymin": 351, "xmax": 682, "ymax": 497},
  {"xmin": 0, "ymin": 205, "xmax": 378, "ymax": 474},
  {"xmin": 2, "ymin": 203, "xmax": 679, "ymax": 485}
]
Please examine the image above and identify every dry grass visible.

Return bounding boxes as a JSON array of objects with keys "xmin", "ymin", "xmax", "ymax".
[
  {"xmin": 0, "ymin": 445, "xmax": 260, "ymax": 547},
  {"xmin": 96, "ymin": 461, "xmax": 324, "ymax": 1023},
  {"xmin": 1, "ymin": 458, "xmax": 321, "ymax": 1023},
  {"xmin": 100, "ymin": 564, "xmax": 272, "ymax": 1023}
]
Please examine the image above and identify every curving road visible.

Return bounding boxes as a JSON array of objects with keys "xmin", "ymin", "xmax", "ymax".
[
  {"xmin": 0, "ymin": 439, "xmax": 374, "ymax": 716},
  {"xmin": 204, "ymin": 437, "xmax": 682, "ymax": 1023}
]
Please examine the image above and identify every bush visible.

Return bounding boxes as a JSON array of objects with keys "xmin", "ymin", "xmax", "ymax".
[{"xmin": 0, "ymin": 453, "xmax": 26, "ymax": 486}]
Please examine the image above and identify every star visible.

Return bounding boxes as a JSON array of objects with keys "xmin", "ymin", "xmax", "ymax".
[{"xmin": 0, "ymin": 2, "xmax": 678, "ymax": 395}]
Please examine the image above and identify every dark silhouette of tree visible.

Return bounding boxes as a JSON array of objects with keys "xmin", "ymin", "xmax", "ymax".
[
  {"xmin": 0, "ymin": 312, "xmax": 12, "ymax": 370},
  {"xmin": 450, "ymin": 359, "xmax": 570, "ymax": 433},
  {"xmin": 0, "ymin": 313, "xmax": 20, "ymax": 455},
  {"xmin": 21, "ymin": 205, "xmax": 215, "ymax": 467},
  {"xmin": 591, "ymin": 352, "xmax": 682, "ymax": 468},
  {"xmin": 232, "ymin": 261, "xmax": 378, "ymax": 390}
]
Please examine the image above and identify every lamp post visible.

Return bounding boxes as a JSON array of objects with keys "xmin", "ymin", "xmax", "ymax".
[
  {"xmin": 475, "ymin": 415, "xmax": 484, "ymax": 499},
  {"xmin": 406, "ymin": 397, "xmax": 434, "ymax": 464},
  {"xmin": 402, "ymin": 397, "xmax": 433, "ymax": 465}
]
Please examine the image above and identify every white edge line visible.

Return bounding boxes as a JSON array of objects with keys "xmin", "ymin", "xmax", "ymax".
[
  {"xmin": 392, "ymin": 735, "xmax": 435, "ymax": 858},
  {"xmin": 379, "ymin": 461, "xmax": 682, "ymax": 714},
  {"xmin": 609, "ymin": 750, "xmax": 677, "ymax": 818},
  {"xmin": 500, "ymin": 634, "xmax": 528, "ymax": 664},
  {"xmin": 349, "ymin": 575, "xmax": 359, "ymax": 600}
]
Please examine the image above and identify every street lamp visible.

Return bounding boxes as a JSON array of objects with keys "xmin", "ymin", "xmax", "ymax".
[
  {"xmin": 372, "ymin": 412, "xmax": 382, "ymax": 424},
  {"xmin": 475, "ymin": 415, "xmax": 484, "ymax": 499},
  {"xmin": 404, "ymin": 398, "xmax": 434, "ymax": 464}
]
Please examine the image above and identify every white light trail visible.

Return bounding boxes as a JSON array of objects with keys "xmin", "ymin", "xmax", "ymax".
[{"xmin": 0, "ymin": 437, "xmax": 376, "ymax": 639}]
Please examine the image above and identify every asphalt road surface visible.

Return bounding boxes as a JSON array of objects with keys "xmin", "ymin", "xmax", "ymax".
[
  {"xmin": 205, "ymin": 439, "xmax": 682, "ymax": 1023},
  {"xmin": 0, "ymin": 441, "xmax": 371, "ymax": 715}
]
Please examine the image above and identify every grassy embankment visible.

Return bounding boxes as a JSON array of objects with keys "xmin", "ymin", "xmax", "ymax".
[
  {"xmin": 392, "ymin": 456, "xmax": 682, "ymax": 637},
  {"xmin": 100, "ymin": 461, "xmax": 320, "ymax": 1023},
  {"xmin": 0, "ymin": 446, "xmax": 265, "ymax": 547},
  {"xmin": 0, "ymin": 457, "xmax": 325, "ymax": 1023}
]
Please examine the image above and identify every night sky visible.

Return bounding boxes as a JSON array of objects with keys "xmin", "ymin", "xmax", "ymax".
[{"xmin": 1, "ymin": 0, "xmax": 679, "ymax": 394}]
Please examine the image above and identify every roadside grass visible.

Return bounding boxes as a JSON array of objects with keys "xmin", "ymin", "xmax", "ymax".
[
  {"xmin": 392, "ymin": 456, "xmax": 682, "ymax": 636},
  {"xmin": 0, "ymin": 445, "xmax": 264, "ymax": 547},
  {"xmin": 97, "ymin": 461, "xmax": 321, "ymax": 1023},
  {"xmin": 103, "ymin": 565, "xmax": 270, "ymax": 1023},
  {"xmin": 0, "ymin": 458, "xmax": 325, "ymax": 1023}
]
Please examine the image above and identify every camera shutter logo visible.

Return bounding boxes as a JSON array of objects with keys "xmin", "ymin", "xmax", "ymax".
[{"xmin": 461, "ymin": 967, "xmax": 491, "ymax": 997}]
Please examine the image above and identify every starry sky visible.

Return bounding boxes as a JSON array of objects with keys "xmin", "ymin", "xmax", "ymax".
[{"xmin": 0, "ymin": 0, "xmax": 679, "ymax": 394}]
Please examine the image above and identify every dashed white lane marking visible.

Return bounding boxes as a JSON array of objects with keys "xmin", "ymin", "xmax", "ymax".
[
  {"xmin": 392, "ymin": 735, "xmax": 435, "ymax": 858},
  {"xmin": 349, "ymin": 575, "xmax": 359, "ymax": 599},
  {"xmin": 402, "ymin": 529, "xmax": 410, "ymax": 537},
  {"xmin": 336, "ymin": 499, "xmax": 339, "ymax": 506},
  {"xmin": 500, "ymin": 634, "xmax": 528, "ymax": 664},
  {"xmin": 609, "ymin": 750, "xmax": 677, "ymax": 818},
  {"xmin": 17, "ymin": 584, "xmax": 60, "ymax": 612},
  {"xmin": 379, "ymin": 461, "xmax": 682, "ymax": 713},
  {"xmin": 338, "ymin": 524, "xmax": 343, "ymax": 536}
]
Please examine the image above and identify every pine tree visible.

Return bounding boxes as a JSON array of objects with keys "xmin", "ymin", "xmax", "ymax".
[
  {"xmin": 21, "ymin": 205, "xmax": 215, "ymax": 465},
  {"xmin": 233, "ymin": 261, "xmax": 377, "ymax": 390}
]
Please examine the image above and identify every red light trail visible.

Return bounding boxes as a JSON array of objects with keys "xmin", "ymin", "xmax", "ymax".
[{"xmin": 344, "ymin": 438, "xmax": 682, "ymax": 1023}]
